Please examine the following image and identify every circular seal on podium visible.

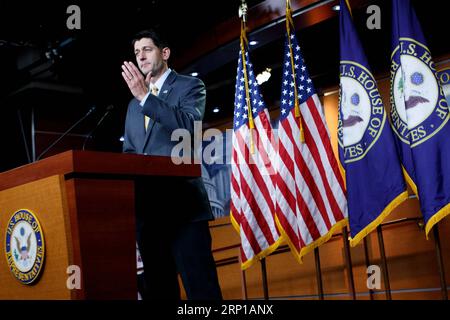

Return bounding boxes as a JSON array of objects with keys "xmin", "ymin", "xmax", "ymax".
[{"xmin": 5, "ymin": 209, "xmax": 45, "ymax": 285}]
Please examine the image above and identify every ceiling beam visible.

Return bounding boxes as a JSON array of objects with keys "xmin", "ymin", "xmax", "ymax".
[{"xmin": 176, "ymin": 0, "xmax": 357, "ymax": 75}]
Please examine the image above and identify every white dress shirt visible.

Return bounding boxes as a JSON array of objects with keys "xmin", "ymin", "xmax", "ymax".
[{"xmin": 139, "ymin": 68, "xmax": 172, "ymax": 106}]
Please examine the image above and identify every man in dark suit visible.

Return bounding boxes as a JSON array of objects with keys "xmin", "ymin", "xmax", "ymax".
[{"xmin": 121, "ymin": 29, "xmax": 222, "ymax": 300}]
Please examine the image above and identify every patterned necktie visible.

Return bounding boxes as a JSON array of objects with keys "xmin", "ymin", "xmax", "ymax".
[{"xmin": 145, "ymin": 86, "xmax": 159, "ymax": 131}]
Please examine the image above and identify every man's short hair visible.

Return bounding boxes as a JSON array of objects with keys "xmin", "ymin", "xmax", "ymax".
[{"xmin": 132, "ymin": 29, "xmax": 169, "ymax": 49}]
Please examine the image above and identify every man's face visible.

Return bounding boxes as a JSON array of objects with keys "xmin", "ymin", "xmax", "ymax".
[{"xmin": 134, "ymin": 37, "xmax": 168, "ymax": 77}]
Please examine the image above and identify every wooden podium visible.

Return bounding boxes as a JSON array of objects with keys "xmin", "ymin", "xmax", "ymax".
[{"xmin": 0, "ymin": 150, "xmax": 200, "ymax": 299}]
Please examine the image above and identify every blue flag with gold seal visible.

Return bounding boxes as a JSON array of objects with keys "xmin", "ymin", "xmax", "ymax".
[
  {"xmin": 438, "ymin": 68, "xmax": 450, "ymax": 106},
  {"xmin": 390, "ymin": 0, "xmax": 450, "ymax": 238},
  {"xmin": 338, "ymin": 0, "xmax": 408, "ymax": 246}
]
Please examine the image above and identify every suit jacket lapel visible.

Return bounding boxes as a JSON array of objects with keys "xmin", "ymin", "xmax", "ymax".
[{"xmin": 142, "ymin": 70, "xmax": 177, "ymax": 151}]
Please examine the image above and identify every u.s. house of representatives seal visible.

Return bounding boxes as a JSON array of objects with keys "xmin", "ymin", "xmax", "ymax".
[
  {"xmin": 390, "ymin": 38, "xmax": 449, "ymax": 148},
  {"xmin": 338, "ymin": 61, "xmax": 385, "ymax": 163},
  {"xmin": 5, "ymin": 209, "xmax": 45, "ymax": 285}
]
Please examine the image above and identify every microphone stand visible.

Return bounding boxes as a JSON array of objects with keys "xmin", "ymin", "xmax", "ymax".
[
  {"xmin": 82, "ymin": 105, "xmax": 114, "ymax": 151},
  {"xmin": 36, "ymin": 106, "xmax": 96, "ymax": 161}
]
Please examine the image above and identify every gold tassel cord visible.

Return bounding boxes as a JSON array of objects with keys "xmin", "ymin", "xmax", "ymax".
[
  {"xmin": 286, "ymin": 0, "xmax": 305, "ymax": 143},
  {"xmin": 345, "ymin": 0, "xmax": 353, "ymax": 17},
  {"xmin": 240, "ymin": 21, "xmax": 255, "ymax": 154}
]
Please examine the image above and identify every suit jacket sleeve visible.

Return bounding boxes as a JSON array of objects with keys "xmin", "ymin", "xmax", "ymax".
[
  {"xmin": 122, "ymin": 99, "xmax": 137, "ymax": 153},
  {"xmin": 141, "ymin": 77, "xmax": 206, "ymax": 134}
]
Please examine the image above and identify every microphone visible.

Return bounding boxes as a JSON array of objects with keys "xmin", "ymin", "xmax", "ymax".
[
  {"xmin": 36, "ymin": 105, "xmax": 97, "ymax": 161},
  {"xmin": 45, "ymin": 37, "xmax": 76, "ymax": 61},
  {"xmin": 82, "ymin": 104, "xmax": 114, "ymax": 150}
]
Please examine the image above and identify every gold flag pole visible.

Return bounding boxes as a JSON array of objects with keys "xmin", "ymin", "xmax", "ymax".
[
  {"xmin": 239, "ymin": 0, "xmax": 256, "ymax": 154},
  {"xmin": 286, "ymin": 0, "xmax": 305, "ymax": 143}
]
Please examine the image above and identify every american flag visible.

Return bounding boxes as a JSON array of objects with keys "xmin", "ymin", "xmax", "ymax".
[
  {"xmin": 275, "ymin": 18, "xmax": 348, "ymax": 262},
  {"xmin": 230, "ymin": 38, "xmax": 282, "ymax": 270}
]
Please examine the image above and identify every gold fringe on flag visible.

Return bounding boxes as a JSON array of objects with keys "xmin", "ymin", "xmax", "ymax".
[{"xmin": 345, "ymin": 0, "xmax": 353, "ymax": 17}]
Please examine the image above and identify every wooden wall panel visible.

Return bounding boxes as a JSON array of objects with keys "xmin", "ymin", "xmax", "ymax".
[
  {"xmin": 265, "ymin": 248, "xmax": 321, "ymax": 299},
  {"xmin": 206, "ymin": 213, "xmax": 450, "ymax": 300},
  {"xmin": 217, "ymin": 264, "xmax": 245, "ymax": 299}
]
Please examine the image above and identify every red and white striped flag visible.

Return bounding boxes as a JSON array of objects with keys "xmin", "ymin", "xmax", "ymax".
[
  {"xmin": 230, "ymin": 27, "xmax": 282, "ymax": 270},
  {"xmin": 275, "ymin": 6, "xmax": 348, "ymax": 263}
]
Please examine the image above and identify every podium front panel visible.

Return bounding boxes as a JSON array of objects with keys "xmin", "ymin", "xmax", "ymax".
[{"xmin": 0, "ymin": 175, "xmax": 73, "ymax": 299}]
